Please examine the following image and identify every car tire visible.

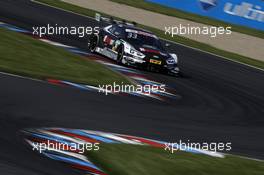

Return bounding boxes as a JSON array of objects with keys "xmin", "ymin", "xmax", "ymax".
[
  {"xmin": 88, "ymin": 34, "xmax": 98, "ymax": 53},
  {"xmin": 116, "ymin": 44, "xmax": 124, "ymax": 64},
  {"xmin": 167, "ymin": 70, "xmax": 181, "ymax": 77}
]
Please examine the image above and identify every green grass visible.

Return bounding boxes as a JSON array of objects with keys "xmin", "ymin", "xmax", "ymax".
[
  {"xmin": 87, "ymin": 144, "xmax": 264, "ymax": 175},
  {"xmin": 34, "ymin": 0, "xmax": 264, "ymax": 70},
  {"xmin": 0, "ymin": 28, "xmax": 129, "ymax": 85},
  {"xmin": 110, "ymin": 0, "xmax": 264, "ymax": 39}
]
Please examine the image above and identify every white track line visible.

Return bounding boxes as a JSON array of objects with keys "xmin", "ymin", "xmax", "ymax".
[
  {"xmin": 39, "ymin": 39, "xmax": 76, "ymax": 48},
  {"xmin": 0, "ymin": 71, "xmax": 43, "ymax": 82},
  {"xmin": 30, "ymin": 0, "xmax": 96, "ymax": 21},
  {"xmin": 163, "ymin": 38, "xmax": 264, "ymax": 72}
]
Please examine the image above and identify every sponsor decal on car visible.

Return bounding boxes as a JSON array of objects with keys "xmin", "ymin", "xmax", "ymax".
[
  {"xmin": 150, "ymin": 59, "xmax": 162, "ymax": 65},
  {"xmin": 103, "ymin": 35, "xmax": 115, "ymax": 46}
]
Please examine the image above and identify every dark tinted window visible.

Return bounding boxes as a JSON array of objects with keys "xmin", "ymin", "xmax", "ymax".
[
  {"xmin": 126, "ymin": 31, "xmax": 164, "ymax": 50},
  {"xmin": 109, "ymin": 26, "xmax": 124, "ymax": 37}
]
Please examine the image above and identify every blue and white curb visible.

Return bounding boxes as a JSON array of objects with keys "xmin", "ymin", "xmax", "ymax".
[{"xmin": 23, "ymin": 127, "xmax": 225, "ymax": 174}]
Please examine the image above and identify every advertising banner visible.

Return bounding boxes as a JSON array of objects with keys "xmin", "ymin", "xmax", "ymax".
[{"xmin": 146, "ymin": 0, "xmax": 264, "ymax": 31}]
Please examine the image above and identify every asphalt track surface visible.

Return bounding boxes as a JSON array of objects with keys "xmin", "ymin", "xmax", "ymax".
[{"xmin": 0, "ymin": 0, "xmax": 264, "ymax": 174}]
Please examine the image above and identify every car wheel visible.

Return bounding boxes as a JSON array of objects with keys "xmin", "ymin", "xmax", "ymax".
[
  {"xmin": 88, "ymin": 34, "xmax": 98, "ymax": 53},
  {"xmin": 116, "ymin": 45, "xmax": 124, "ymax": 64},
  {"xmin": 168, "ymin": 70, "xmax": 181, "ymax": 77}
]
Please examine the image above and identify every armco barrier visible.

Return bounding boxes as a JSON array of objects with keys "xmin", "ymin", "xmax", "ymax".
[{"xmin": 146, "ymin": 0, "xmax": 264, "ymax": 31}]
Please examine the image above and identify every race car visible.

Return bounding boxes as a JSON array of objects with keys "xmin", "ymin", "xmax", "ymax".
[{"xmin": 87, "ymin": 18, "xmax": 180, "ymax": 75}]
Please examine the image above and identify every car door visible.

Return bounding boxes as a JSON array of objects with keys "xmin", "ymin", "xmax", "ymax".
[{"xmin": 103, "ymin": 25, "xmax": 122, "ymax": 51}]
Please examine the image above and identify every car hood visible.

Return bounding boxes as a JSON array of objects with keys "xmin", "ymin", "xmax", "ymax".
[{"xmin": 133, "ymin": 45, "xmax": 170, "ymax": 60}]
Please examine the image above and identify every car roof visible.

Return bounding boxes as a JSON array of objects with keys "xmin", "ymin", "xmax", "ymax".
[
  {"xmin": 114, "ymin": 24, "xmax": 154, "ymax": 35},
  {"xmin": 112, "ymin": 24, "xmax": 159, "ymax": 39}
]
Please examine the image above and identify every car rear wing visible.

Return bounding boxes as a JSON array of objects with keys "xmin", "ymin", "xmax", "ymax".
[{"xmin": 95, "ymin": 13, "xmax": 137, "ymax": 26}]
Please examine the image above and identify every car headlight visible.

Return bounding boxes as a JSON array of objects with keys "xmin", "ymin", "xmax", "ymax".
[
  {"xmin": 167, "ymin": 53, "xmax": 178, "ymax": 64},
  {"xmin": 166, "ymin": 58, "xmax": 175, "ymax": 64},
  {"xmin": 129, "ymin": 48, "xmax": 145, "ymax": 59}
]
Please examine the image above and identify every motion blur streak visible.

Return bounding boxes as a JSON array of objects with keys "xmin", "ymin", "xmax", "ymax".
[{"xmin": 0, "ymin": 0, "xmax": 263, "ymax": 175}]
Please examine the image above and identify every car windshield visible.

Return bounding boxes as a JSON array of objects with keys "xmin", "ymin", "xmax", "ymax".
[{"xmin": 125, "ymin": 30, "xmax": 164, "ymax": 50}]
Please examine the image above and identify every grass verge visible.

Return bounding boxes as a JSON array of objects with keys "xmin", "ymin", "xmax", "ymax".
[
  {"xmin": 87, "ymin": 144, "xmax": 264, "ymax": 175},
  {"xmin": 34, "ymin": 0, "xmax": 264, "ymax": 70},
  {"xmin": 110, "ymin": 0, "xmax": 264, "ymax": 39},
  {"xmin": 0, "ymin": 28, "xmax": 130, "ymax": 85}
]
